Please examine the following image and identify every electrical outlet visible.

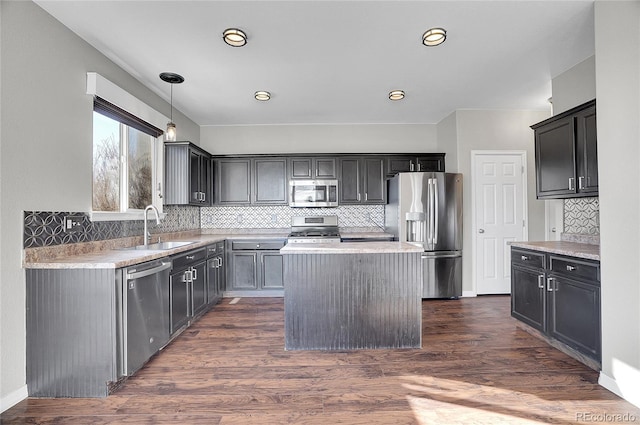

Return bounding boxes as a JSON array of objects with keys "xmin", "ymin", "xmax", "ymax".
[
  {"xmin": 271, "ymin": 214, "xmax": 278, "ymax": 223},
  {"xmin": 63, "ymin": 216, "xmax": 83, "ymax": 233},
  {"xmin": 237, "ymin": 214, "xmax": 243, "ymax": 224}
]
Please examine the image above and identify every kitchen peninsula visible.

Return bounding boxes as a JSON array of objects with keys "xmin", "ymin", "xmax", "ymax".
[{"xmin": 281, "ymin": 242, "xmax": 423, "ymax": 350}]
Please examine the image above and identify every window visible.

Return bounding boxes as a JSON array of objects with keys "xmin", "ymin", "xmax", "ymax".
[{"xmin": 92, "ymin": 96, "xmax": 164, "ymax": 218}]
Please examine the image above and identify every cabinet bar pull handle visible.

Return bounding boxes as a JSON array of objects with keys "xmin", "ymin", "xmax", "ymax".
[
  {"xmin": 578, "ymin": 176, "xmax": 585, "ymax": 190},
  {"xmin": 357, "ymin": 193, "xmax": 361, "ymax": 201},
  {"xmin": 566, "ymin": 265, "xmax": 576, "ymax": 271},
  {"xmin": 191, "ymin": 266, "xmax": 197, "ymax": 280},
  {"xmin": 410, "ymin": 162, "xmax": 414, "ymax": 172},
  {"xmin": 219, "ymin": 256, "xmax": 223, "ymax": 267},
  {"xmin": 538, "ymin": 275, "xmax": 545, "ymax": 289},
  {"xmin": 521, "ymin": 255, "xmax": 528, "ymax": 261},
  {"xmin": 417, "ymin": 163, "xmax": 422, "ymax": 172},
  {"xmin": 186, "ymin": 255, "xmax": 195, "ymax": 260},
  {"xmin": 365, "ymin": 193, "xmax": 368, "ymax": 201},
  {"xmin": 568, "ymin": 177, "xmax": 575, "ymax": 191},
  {"xmin": 547, "ymin": 277, "xmax": 555, "ymax": 292}
]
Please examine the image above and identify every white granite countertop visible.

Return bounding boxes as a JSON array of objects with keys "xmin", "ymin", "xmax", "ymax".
[
  {"xmin": 23, "ymin": 229, "xmax": 400, "ymax": 269},
  {"xmin": 24, "ymin": 233, "xmax": 288, "ymax": 269},
  {"xmin": 509, "ymin": 241, "xmax": 600, "ymax": 261},
  {"xmin": 281, "ymin": 241, "xmax": 423, "ymax": 254}
]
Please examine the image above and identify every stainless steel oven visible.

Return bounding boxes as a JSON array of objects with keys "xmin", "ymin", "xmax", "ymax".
[{"xmin": 289, "ymin": 180, "xmax": 338, "ymax": 207}]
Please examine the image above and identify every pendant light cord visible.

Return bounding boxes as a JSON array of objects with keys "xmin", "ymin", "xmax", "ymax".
[{"xmin": 170, "ymin": 83, "xmax": 173, "ymax": 123}]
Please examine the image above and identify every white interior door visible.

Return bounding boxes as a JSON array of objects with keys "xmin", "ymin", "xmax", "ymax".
[
  {"xmin": 545, "ymin": 199, "xmax": 564, "ymax": 241},
  {"xmin": 473, "ymin": 152, "xmax": 527, "ymax": 294}
]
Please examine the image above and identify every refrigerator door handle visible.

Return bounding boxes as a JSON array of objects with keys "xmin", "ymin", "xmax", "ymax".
[
  {"xmin": 433, "ymin": 178, "xmax": 439, "ymax": 245},
  {"xmin": 426, "ymin": 178, "xmax": 432, "ymax": 244}
]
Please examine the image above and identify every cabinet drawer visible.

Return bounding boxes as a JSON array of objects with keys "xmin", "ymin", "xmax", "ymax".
[
  {"xmin": 511, "ymin": 249, "xmax": 545, "ymax": 270},
  {"xmin": 232, "ymin": 240, "xmax": 286, "ymax": 251},
  {"xmin": 206, "ymin": 241, "xmax": 225, "ymax": 257},
  {"xmin": 172, "ymin": 248, "xmax": 207, "ymax": 270},
  {"xmin": 549, "ymin": 255, "xmax": 600, "ymax": 283}
]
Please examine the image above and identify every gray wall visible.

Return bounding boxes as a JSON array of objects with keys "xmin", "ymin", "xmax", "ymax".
[
  {"xmin": 595, "ymin": 1, "xmax": 640, "ymax": 407},
  {"xmin": 436, "ymin": 112, "xmax": 458, "ymax": 172},
  {"xmin": 551, "ymin": 55, "xmax": 596, "ymax": 115},
  {"xmin": 453, "ymin": 110, "xmax": 549, "ymax": 294},
  {"xmin": 0, "ymin": 0, "xmax": 199, "ymax": 407},
  {"xmin": 200, "ymin": 123, "xmax": 438, "ymax": 154}
]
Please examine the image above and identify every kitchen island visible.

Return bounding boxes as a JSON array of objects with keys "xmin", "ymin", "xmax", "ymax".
[{"xmin": 281, "ymin": 242, "xmax": 423, "ymax": 350}]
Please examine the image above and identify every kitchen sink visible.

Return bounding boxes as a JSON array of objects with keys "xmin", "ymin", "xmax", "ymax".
[{"xmin": 120, "ymin": 241, "xmax": 196, "ymax": 251}]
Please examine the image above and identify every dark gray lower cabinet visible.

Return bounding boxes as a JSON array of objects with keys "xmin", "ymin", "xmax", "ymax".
[
  {"xmin": 170, "ymin": 248, "xmax": 207, "ymax": 335},
  {"xmin": 511, "ymin": 247, "xmax": 601, "ymax": 363},
  {"xmin": 206, "ymin": 242, "xmax": 225, "ymax": 305},
  {"xmin": 226, "ymin": 240, "xmax": 286, "ymax": 295}
]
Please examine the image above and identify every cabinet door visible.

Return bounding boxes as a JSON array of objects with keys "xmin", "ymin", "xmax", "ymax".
[
  {"xmin": 417, "ymin": 155, "xmax": 445, "ymax": 172},
  {"xmin": 217, "ymin": 159, "xmax": 251, "ymax": 204},
  {"xmin": 511, "ymin": 266, "xmax": 546, "ymax": 332},
  {"xmin": 170, "ymin": 271, "xmax": 190, "ymax": 334},
  {"xmin": 189, "ymin": 149, "xmax": 202, "ymax": 205},
  {"xmin": 229, "ymin": 252, "xmax": 258, "ymax": 290},
  {"xmin": 387, "ymin": 156, "xmax": 414, "ymax": 175},
  {"xmin": 201, "ymin": 156, "xmax": 212, "ymax": 206},
  {"xmin": 362, "ymin": 158, "xmax": 386, "ymax": 203},
  {"xmin": 254, "ymin": 158, "xmax": 287, "ymax": 204},
  {"xmin": 575, "ymin": 104, "xmax": 598, "ymax": 194},
  {"xmin": 314, "ymin": 158, "xmax": 337, "ymax": 179},
  {"xmin": 534, "ymin": 116, "xmax": 576, "ymax": 198},
  {"xmin": 191, "ymin": 262, "xmax": 208, "ymax": 316},
  {"xmin": 260, "ymin": 252, "xmax": 284, "ymax": 289},
  {"xmin": 206, "ymin": 258, "xmax": 218, "ymax": 305},
  {"xmin": 547, "ymin": 275, "xmax": 601, "ymax": 361},
  {"xmin": 289, "ymin": 157, "xmax": 312, "ymax": 179},
  {"xmin": 339, "ymin": 158, "xmax": 361, "ymax": 203}
]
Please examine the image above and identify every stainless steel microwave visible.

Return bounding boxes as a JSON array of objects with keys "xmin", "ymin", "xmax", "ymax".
[{"xmin": 289, "ymin": 180, "xmax": 339, "ymax": 207}]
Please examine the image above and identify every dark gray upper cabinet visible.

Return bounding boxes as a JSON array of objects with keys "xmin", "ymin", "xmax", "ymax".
[
  {"xmin": 532, "ymin": 100, "xmax": 597, "ymax": 199},
  {"xmin": 253, "ymin": 158, "xmax": 287, "ymax": 204},
  {"xmin": 164, "ymin": 142, "xmax": 212, "ymax": 206},
  {"xmin": 216, "ymin": 159, "xmax": 251, "ymax": 204},
  {"xmin": 289, "ymin": 157, "xmax": 337, "ymax": 179},
  {"xmin": 387, "ymin": 154, "xmax": 445, "ymax": 175},
  {"xmin": 339, "ymin": 157, "xmax": 386, "ymax": 204}
]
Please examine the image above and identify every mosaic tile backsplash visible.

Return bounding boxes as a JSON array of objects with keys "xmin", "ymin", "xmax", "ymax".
[
  {"xmin": 564, "ymin": 197, "xmax": 599, "ymax": 235},
  {"xmin": 24, "ymin": 205, "xmax": 200, "ymax": 248},
  {"xmin": 201, "ymin": 205, "xmax": 385, "ymax": 229}
]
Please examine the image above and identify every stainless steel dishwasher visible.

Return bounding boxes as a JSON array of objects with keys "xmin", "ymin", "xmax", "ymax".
[{"xmin": 120, "ymin": 259, "xmax": 172, "ymax": 376}]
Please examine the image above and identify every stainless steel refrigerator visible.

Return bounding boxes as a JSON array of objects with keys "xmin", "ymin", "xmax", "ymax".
[{"xmin": 385, "ymin": 172, "xmax": 463, "ymax": 298}]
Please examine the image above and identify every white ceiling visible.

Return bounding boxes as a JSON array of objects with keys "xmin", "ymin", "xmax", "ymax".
[{"xmin": 35, "ymin": 0, "xmax": 595, "ymax": 126}]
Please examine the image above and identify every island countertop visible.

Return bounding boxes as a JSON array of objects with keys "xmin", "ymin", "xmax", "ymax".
[{"xmin": 280, "ymin": 241, "xmax": 423, "ymax": 254}]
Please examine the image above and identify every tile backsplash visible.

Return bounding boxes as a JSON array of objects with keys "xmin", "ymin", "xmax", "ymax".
[
  {"xmin": 200, "ymin": 205, "xmax": 385, "ymax": 229},
  {"xmin": 564, "ymin": 197, "xmax": 599, "ymax": 235},
  {"xmin": 23, "ymin": 205, "xmax": 200, "ymax": 248}
]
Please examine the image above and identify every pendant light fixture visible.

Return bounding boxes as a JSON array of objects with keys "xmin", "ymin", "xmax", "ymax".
[{"xmin": 159, "ymin": 72, "xmax": 185, "ymax": 141}]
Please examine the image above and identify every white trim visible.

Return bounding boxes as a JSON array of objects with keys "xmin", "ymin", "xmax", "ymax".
[
  {"xmin": 599, "ymin": 370, "xmax": 640, "ymax": 408},
  {"xmin": 0, "ymin": 385, "xmax": 28, "ymax": 413},
  {"xmin": 462, "ymin": 291, "xmax": 477, "ymax": 298},
  {"xmin": 86, "ymin": 72, "xmax": 168, "ymax": 129},
  {"xmin": 87, "ymin": 72, "xmax": 166, "ymax": 218},
  {"xmin": 470, "ymin": 150, "xmax": 528, "ymax": 295}
]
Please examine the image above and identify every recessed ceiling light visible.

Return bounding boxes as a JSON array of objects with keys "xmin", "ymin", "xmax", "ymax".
[
  {"xmin": 389, "ymin": 90, "xmax": 405, "ymax": 101},
  {"xmin": 422, "ymin": 28, "xmax": 447, "ymax": 47},
  {"xmin": 255, "ymin": 91, "xmax": 271, "ymax": 101},
  {"xmin": 223, "ymin": 28, "xmax": 247, "ymax": 47}
]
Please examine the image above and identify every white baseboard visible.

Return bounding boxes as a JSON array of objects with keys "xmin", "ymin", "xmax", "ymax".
[
  {"xmin": 462, "ymin": 291, "xmax": 477, "ymax": 298},
  {"xmin": 0, "ymin": 385, "xmax": 28, "ymax": 413},
  {"xmin": 599, "ymin": 371, "xmax": 640, "ymax": 409}
]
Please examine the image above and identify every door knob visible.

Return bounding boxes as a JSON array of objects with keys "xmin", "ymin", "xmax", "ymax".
[{"xmin": 478, "ymin": 229, "xmax": 485, "ymax": 233}]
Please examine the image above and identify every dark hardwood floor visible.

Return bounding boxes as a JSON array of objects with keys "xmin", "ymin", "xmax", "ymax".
[{"xmin": 3, "ymin": 296, "xmax": 639, "ymax": 424}]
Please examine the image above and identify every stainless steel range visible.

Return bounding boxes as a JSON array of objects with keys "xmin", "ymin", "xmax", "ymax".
[{"xmin": 287, "ymin": 215, "xmax": 341, "ymax": 244}]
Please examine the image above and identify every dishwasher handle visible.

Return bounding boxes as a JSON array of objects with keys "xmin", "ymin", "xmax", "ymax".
[{"xmin": 126, "ymin": 261, "xmax": 172, "ymax": 280}]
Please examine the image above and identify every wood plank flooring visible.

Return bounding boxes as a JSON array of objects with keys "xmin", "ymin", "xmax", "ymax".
[{"xmin": 3, "ymin": 296, "xmax": 640, "ymax": 424}]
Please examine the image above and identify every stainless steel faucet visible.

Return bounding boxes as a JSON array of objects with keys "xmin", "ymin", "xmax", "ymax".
[{"xmin": 143, "ymin": 205, "xmax": 161, "ymax": 246}]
